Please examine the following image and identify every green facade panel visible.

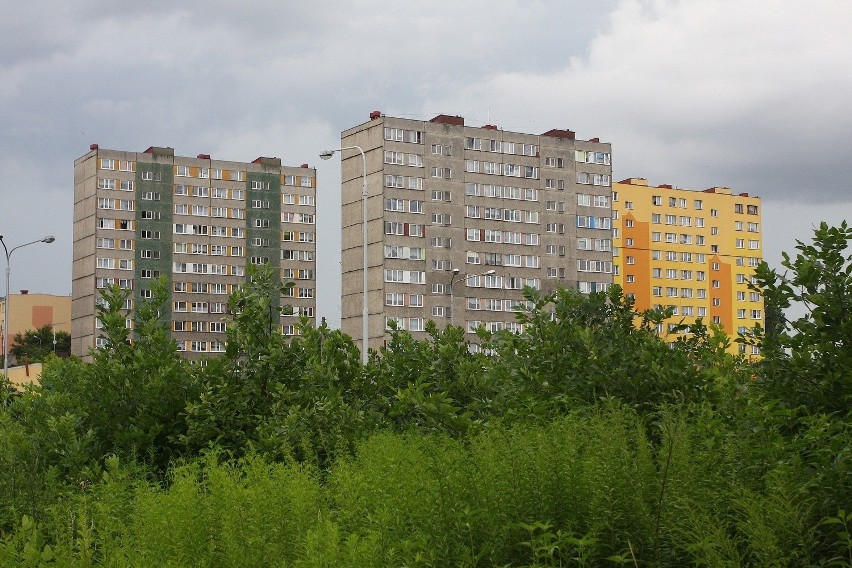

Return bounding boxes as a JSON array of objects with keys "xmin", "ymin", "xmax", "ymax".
[{"xmin": 135, "ymin": 162, "xmax": 174, "ymax": 329}]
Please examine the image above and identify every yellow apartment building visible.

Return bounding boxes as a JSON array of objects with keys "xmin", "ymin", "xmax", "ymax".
[{"xmin": 612, "ymin": 178, "xmax": 763, "ymax": 355}]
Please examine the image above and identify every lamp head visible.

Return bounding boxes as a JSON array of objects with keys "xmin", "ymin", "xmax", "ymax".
[
  {"xmin": 43, "ymin": 236, "xmax": 55, "ymax": 243},
  {"xmin": 485, "ymin": 269, "xmax": 496, "ymax": 275},
  {"xmin": 319, "ymin": 150, "xmax": 335, "ymax": 160},
  {"xmin": 452, "ymin": 268, "xmax": 460, "ymax": 274}
]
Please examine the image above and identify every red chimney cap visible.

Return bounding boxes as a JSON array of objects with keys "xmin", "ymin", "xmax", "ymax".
[
  {"xmin": 90, "ymin": 143, "xmax": 99, "ymax": 150},
  {"xmin": 542, "ymin": 128, "xmax": 576, "ymax": 140},
  {"xmin": 482, "ymin": 124, "xmax": 499, "ymax": 130},
  {"xmin": 300, "ymin": 163, "xmax": 309, "ymax": 168},
  {"xmin": 589, "ymin": 137, "xmax": 600, "ymax": 142},
  {"xmin": 20, "ymin": 289, "xmax": 28, "ymax": 294},
  {"xmin": 430, "ymin": 114, "xmax": 465, "ymax": 126},
  {"xmin": 251, "ymin": 156, "xmax": 282, "ymax": 166},
  {"xmin": 370, "ymin": 110, "xmax": 382, "ymax": 120},
  {"xmin": 197, "ymin": 153, "xmax": 211, "ymax": 160}
]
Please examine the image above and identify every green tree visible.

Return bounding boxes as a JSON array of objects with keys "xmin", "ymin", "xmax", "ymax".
[
  {"xmin": 10, "ymin": 325, "xmax": 70, "ymax": 363},
  {"xmin": 485, "ymin": 285, "xmax": 722, "ymax": 417},
  {"xmin": 22, "ymin": 277, "xmax": 191, "ymax": 477},
  {"xmin": 181, "ymin": 263, "xmax": 297, "ymax": 454},
  {"xmin": 751, "ymin": 221, "xmax": 852, "ymax": 414}
]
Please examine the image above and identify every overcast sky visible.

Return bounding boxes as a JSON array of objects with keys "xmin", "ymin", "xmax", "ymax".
[{"xmin": 1, "ymin": 0, "xmax": 849, "ymax": 327}]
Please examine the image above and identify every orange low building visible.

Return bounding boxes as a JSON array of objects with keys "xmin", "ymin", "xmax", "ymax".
[{"xmin": 1, "ymin": 292, "xmax": 71, "ymax": 361}]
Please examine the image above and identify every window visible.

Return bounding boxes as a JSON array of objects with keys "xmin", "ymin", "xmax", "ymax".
[
  {"xmin": 465, "ymin": 137, "xmax": 482, "ymax": 150},
  {"xmin": 432, "ymin": 213, "xmax": 452, "ymax": 225},
  {"xmin": 386, "ymin": 293, "xmax": 405, "ymax": 307},
  {"xmin": 384, "ymin": 151, "xmax": 404, "ymax": 165},
  {"xmin": 384, "ymin": 175, "xmax": 404, "ymax": 188},
  {"xmin": 385, "ymin": 198, "xmax": 405, "ymax": 212}
]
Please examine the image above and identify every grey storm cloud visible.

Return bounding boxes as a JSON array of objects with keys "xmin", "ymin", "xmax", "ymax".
[{"xmin": 1, "ymin": 0, "xmax": 849, "ymax": 326}]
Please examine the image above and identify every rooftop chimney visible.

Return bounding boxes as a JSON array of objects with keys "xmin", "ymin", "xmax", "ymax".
[
  {"xmin": 143, "ymin": 146, "xmax": 175, "ymax": 157},
  {"xmin": 430, "ymin": 114, "xmax": 465, "ymax": 126},
  {"xmin": 369, "ymin": 110, "xmax": 382, "ymax": 120},
  {"xmin": 197, "ymin": 153, "xmax": 211, "ymax": 160},
  {"xmin": 252, "ymin": 156, "xmax": 282, "ymax": 167},
  {"xmin": 542, "ymin": 128, "xmax": 576, "ymax": 140},
  {"xmin": 90, "ymin": 143, "xmax": 99, "ymax": 150}
]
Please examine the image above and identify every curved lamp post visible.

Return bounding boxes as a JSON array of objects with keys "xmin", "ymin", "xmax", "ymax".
[
  {"xmin": 1, "ymin": 234, "xmax": 55, "ymax": 384},
  {"xmin": 448, "ymin": 268, "xmax": 495, "ymax": 326},
  {"xmin": 320, "ymin": 146, "xmax": 369, "ymax": 364}
]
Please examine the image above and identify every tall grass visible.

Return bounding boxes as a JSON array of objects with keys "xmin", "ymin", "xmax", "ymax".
[{"xmin": 0, "ymin": 404, "xmax": 841, "ymax": 566}]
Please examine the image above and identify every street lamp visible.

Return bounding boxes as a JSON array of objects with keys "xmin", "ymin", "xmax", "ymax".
[
  {"xmin": 1, "ymin": 234, "xmax": 55, "ymax": 384},
  {"xmin": 448, "ymin": 269, "xmax": 461, "ymax": 326},
  {"xmin": 320, "ymin": 146, "xmax": 369, "ymax": 364},
  {"xmin": 448, "ymin": 268, "xmax": 495, "ymax": 327},
  {"xmin": 49, "ymin": 321, "xmax": 67, "ymax": 355}
]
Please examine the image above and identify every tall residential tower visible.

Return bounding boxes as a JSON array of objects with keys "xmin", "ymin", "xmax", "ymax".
[
  {"xmin": 73, "ymin": 146, "xmax": 317, "ymax": 359},
  {"xmin": 339, "ymin": 112, "xmax": 613, "ymax": 351}
]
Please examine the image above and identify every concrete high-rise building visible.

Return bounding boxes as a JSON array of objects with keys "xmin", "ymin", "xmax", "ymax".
[
  {"xmin": 73, "ymin": 146, "xmax": 317, "ymax": 359},
  {"xmin": 339, "ymin": 112, "xmax": 613, "ymax": 351},
  {"xmin": 611, "ymin": 178, "xmax": 763, "ymax": 355}
]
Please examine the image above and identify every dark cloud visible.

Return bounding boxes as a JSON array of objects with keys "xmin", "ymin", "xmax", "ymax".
[{"xmin": 1, "ymin": 0, "xmax": 847, "ymax": 327}]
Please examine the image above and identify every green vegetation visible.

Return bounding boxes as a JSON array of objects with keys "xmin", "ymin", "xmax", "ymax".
[
  {"xmin": 9, "ymin": 325, "xmax": 71, "ymax": 363},
  {"xmin": 0, "ymin": 223, "xmax": 849, "ymax": 566}
]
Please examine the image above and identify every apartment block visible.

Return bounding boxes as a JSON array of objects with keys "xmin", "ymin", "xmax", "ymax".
[
  {"xmin": 339, "ymin": 112, "xmax": 613, "ymax": 351},
  {"xmin": 72, "ymin": 146, "xmax": 317, "ymax": 359},
  {"xmin": 611, "ymin": 178, "xmax": 763, "ymax": 355}
]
